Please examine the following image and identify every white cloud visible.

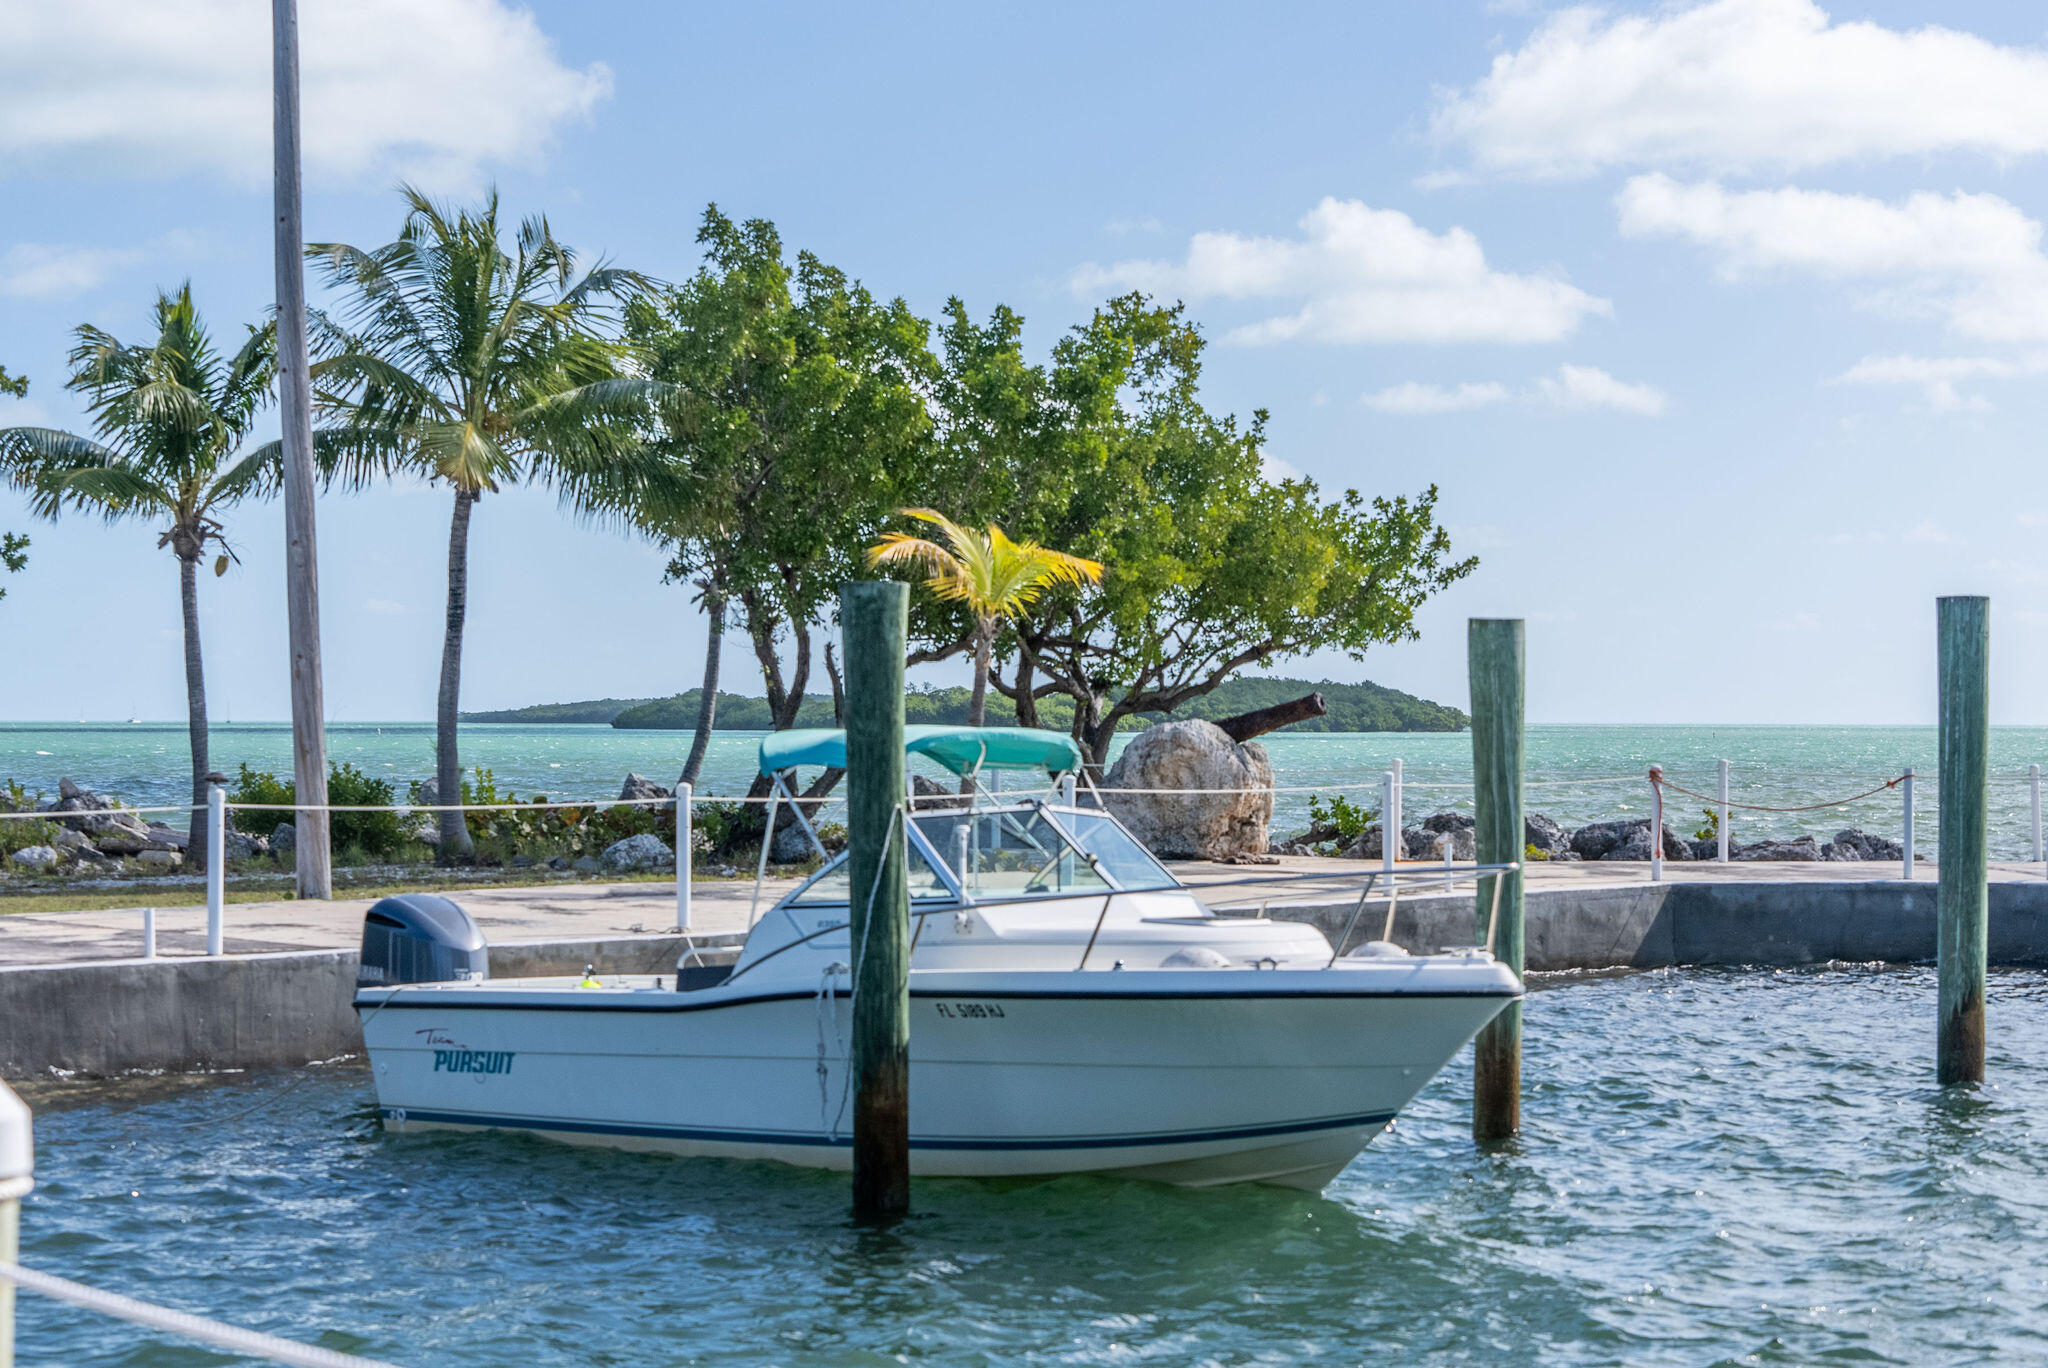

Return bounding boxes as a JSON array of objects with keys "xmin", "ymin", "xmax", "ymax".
[
  {"xmin": 1531, "ymin": 363, "xmax": 1668, "ymax": 415},
  {"xmin": 1258, "ymin": 451, "xmax": 1305, "ymax": 483},
  {"xmin": 0, "ymin": 242, "xmax": 143, "ymax": 298},
  {"xmin": 0, "ymin": 0, "xmax": 611, "ymax": 189},
  {"xmin": 1831, "ymin": 352, "xmax": 2048, "ymax": 412},
  {"xmin": 1070, "ymin": 197, "xmax": 1608, "ymax": 346},
  {"xmin": 1363, "ymin": 365, "xmax": 1665, "ymax": 417},
  {"xmin": 1432, "ymin": 0, "xmax": 2048, "ymax": 179},
  {"xmin": 1362, "ymin": 381, "xmax": 1511, "ymax": 415},
  {"xmin": 1618, "ymin": 175, "xmax": 2048, "ymax": 342},
  {"xmin": 1905, "ymin": 521, "xmax": 1953, "ymax": 545}
]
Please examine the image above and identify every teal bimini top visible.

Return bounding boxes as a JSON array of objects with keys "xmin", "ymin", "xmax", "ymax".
[{"xmin": 758, "ymin": 725, "xmax": 1082, "ymax": 778}]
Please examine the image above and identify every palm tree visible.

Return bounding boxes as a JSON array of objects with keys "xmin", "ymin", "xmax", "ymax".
[
  {"xmin": 0, "ymin": 287, "xmax": 277, "ymax": 869},
  {"xmin": 307, "ymin": 188, "xmax": 661, "ymax": 857},
  {"xmin": 868, "ymin": 508, "xmax": 1102, "ymax": 728}
]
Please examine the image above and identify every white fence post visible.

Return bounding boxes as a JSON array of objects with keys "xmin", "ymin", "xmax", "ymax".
[
  {"xmin": 142, "ymin": 907, "xmax": 156, "ymax": 961},
  {"xmin": 1390, "ymin": 757, "xmax": 1403, "ymax": 855},
  {"xmin": 2032, "ymin": 763, "xmax": 2042, "ymax": 869},
  {"xmin": 205, "ymin": 779, "xmax": 226, "ymax": 956},
  {"xmin": 1717, "ymin": 758, "xmax": 1731, "ymax": 862},
  {"xmin": 1380, "ymin": 771, "xmax": 1396, "ymax": 873},
  {"xmin": 674, "ymin": 784, "xmax": 692, "ymax": 934},
  {"xmin": 0, "ymin": 1080, "xmax": 31, "ymax": 1368},
  {"xmin": 1649, "ymin": 764, "xmax": 1664, "ymax": 883},
  {"xmin": 1902, "ymin": 768, "xmax": 1915, "ymax": 880}
]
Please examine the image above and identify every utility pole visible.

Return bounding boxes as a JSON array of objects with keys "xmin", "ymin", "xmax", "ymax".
[{"xmin": 273, "ymin": 0, "xmax": 331, "ymax": 898}]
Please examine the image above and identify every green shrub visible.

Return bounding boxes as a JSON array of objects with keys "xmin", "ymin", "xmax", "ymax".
[
  {"xmin": 229, "ymin": 761, "xmax": 407, "ymax": 857},
  {"xmin": 1308, "ymin": 792, "xmax": 1376, "ymax": 842},
  {"xmin": 228, "ymin": 763, "xmax": 293, "ymax": 834},
  {"xmin": 1692, "ymin": 807, "xmax": 1727, "ymax": 843},
  {"xmin": 0, "ymin": 779, "xmax": 57, "ymax": 860},
  {"xmin": 1524, "ymin": 842, "xmax": 1550, "ymax": 863}
]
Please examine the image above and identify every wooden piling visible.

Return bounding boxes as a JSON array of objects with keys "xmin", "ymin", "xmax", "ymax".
[
  {"xmin": 841, "ymin": 581, "xmax": 912, "ymax": 1218},
  {"xmin": 1937, "ymin": 595, "xmax": 1990, "ymax": 1086},
  {"xmin": 1469, "ymin": 618, "xmax": 1525, "ymax": 1142}
]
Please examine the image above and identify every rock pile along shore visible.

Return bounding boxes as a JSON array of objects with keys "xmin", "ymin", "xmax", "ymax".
[
  {"xmin": 1271, "ymin": 809, "xmax": 1907, "ymax": 864},
  {"xmin": 0, "ymin": 777, "xmax": 193, "ymax": 874}
]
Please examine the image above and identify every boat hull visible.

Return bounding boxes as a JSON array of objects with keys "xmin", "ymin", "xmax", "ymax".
[{"xmin": 359, "ymin": 968, "xmax": 1516, "ymax": 1190}]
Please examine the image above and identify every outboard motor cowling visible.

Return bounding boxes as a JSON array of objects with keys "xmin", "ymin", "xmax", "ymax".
[{"xmin": 358, "ymin": 894, "xmax": 487, "ymax": 989}]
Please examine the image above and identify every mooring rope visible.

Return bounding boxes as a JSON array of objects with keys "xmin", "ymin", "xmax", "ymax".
[{"xmin": 0, "ymin": 1260, "xmax": 401, "ymax": 1367}]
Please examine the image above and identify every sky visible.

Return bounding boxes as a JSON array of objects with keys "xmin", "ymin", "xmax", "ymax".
[{"xmin": 3, "ymin": 0, "xmax": 2048, "ymax": 725}]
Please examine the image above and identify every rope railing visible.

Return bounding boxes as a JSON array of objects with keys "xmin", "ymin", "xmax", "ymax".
[
  {"xmin": 0, "ymin": 1261, "xmax": 400, "ymax": 1367},
  {"xmin": 1650, "ymin": 770, "xmax": 1908, "ymax": 814}
]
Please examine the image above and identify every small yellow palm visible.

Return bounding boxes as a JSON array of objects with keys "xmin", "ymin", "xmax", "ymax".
[{"xmin": 868, "ymin": 509, "xmax": 1101, "ymax": 623}]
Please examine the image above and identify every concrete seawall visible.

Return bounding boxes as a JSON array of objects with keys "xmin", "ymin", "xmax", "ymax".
[
  {"xmin": 1261, "ymin": 879, "xmax": 2048, "ymax": 968},
  {"xmin": 7, "ymin": 879, "xmax": 2048, "ymax": 1078},
  {"xmin": 0, "ymin": 933, "xmax": 739, "ymax": 1078}
]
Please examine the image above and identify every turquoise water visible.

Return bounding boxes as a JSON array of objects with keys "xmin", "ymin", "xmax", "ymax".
[
  {"xmin": 16, "ymin": 966, "xmax": 2048, "ymax": 1364},
  {"xmin": 6, "ymin": 721, "xmax": 2048, "ymax": 855}
]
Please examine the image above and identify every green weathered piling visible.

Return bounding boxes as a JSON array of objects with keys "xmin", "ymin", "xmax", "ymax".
[
  {"xmin": 841, "ymin": 581, "xmax": 912, "ymax": 1219},
  {"xmin": 1469, "ymin": 618, "xmax": 1526, "ymax": 1141},
  {"xmin": 1937, "ymin": 595, "xmax": 1990, "ymax": 1086}
]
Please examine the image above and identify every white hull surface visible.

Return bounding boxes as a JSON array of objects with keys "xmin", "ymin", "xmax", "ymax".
[{"xmin": 359, "ymin": 960, "xmax": 1516, "ymax": 1190}]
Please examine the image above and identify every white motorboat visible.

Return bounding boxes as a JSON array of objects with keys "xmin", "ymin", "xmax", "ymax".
[{"xmin": 354, "ymin": 727, "xmax": 1520, "ymax": 1190}]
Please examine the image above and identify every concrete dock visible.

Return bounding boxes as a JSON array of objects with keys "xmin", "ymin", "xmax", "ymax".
[{"xmin": 4, "ymin": 858, "xmax": 2046, "ymax": 1077}]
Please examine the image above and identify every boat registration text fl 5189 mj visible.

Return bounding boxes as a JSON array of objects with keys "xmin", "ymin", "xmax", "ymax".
[{"xmin": 353, "ymin": 726, "xmax": 1520, "ymax": 1191}]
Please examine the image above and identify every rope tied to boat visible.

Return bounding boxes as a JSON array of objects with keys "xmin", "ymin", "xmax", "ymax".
[
  {"xmin": 1649, "ymin": 768, "xmax": 1908, "ymax": 813},
  {"xmin": 815, "ymin": 960, "xmax": 848, "ymax": 1138}
]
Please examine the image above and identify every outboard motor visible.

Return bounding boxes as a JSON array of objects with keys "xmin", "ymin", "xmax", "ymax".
[{"xmin": 358, "ymin": 894, "xmax": 488, "ymax": 989}]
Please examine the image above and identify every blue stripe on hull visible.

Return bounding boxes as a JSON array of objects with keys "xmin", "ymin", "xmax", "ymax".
[{"xmin": 384, "ymin": 1107, "xmax": 1397, "ymax": 1151}]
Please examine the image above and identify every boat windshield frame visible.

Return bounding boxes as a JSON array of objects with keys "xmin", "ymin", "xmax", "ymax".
[{"xmin": 779, "ymin": 799, "xmax": 1181, "ymax": 910}]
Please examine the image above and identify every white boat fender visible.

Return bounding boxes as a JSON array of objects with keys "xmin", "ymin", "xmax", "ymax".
[
  {"xmin": 1345, "ymin": 941, "xmax": 1412, "ymax": 959},
  {"xmin": 1160, "ymin": 945, "xmax": 1232, "ymax": 969}
]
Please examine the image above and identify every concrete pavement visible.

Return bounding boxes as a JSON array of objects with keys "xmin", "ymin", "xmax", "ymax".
[{"xmin": 3, "ymin": 856, "xmax": 2042, "ymax": 967}]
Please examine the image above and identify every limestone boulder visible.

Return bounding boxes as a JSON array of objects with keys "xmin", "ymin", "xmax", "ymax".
[
  {"xmin": 1525, "ymin": 812, "xmax": 1574, "ymax": 860},
  {"xmin": 9, "ymin": 845, "xmax": 61, "ymax": 871},
  {"xmin": 271, "ymin": 821, "xmax": 297, "ymax": 854},
  {"xmin": 600, "ymin": 832, "xmax": 674, "ymax": 873},
  {"xmin": 222, "ymin": 829, "xmax": 267, "ymax": 862},
  {"xmin": 1102, "ymin": 720, "xmax": 1274, "ymax": 860},
  {"xmin": 135, "ymin": 849, "xmax": 182, "ymax": 870},
  {"xmin": 1825, "ymin": 828, "xmax": 1902, "ymax": 862},
  {"xmin": 619, "ymin": 773, "xmax": 671, "ymax": 803},
  {"xmin": 1733, "ymin": 836, "xmax": 1821, "ymax": 862},
  {"xmin": 1589, "ymin": 820, "xmax": 1693, "ymax": 861},
  {"xmin": 1338, "ymin": 823, "xmax": 1384, "ymax": 861}
]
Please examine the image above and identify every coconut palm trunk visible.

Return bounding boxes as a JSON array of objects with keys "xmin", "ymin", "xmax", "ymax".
[
  {"xmin": 968, "ymin": 617, "xmax": 994, "ymax": 729},
  {"xmin": 178, "ymin": 548, "xmax": 211, "ymax": 870},
  {"xmin": 678, "ymin": 588, "xmax": 724, "ymax": 789},
  {"xmin": 436, "ymin": 488, "xmax": 476, "ymax": 857}
]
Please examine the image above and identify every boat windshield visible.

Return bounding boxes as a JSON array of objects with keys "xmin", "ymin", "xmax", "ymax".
[
  {"xmin": 910, "ymin": 805, "xmax": 1176, "ymax": 898},
  {"xmin": 790, "ymin": 841, "xmax": 952, "ymax": 905},
  {"xmin": 914, "ymin": 807, "xmax": 1109, "ymax": 898},
  {"xmin": 1050, "ymin": 810, "xmax": 1179, "ymax": 891}
]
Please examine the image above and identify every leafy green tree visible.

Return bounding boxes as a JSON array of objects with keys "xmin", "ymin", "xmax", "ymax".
[
  {"xmin": 623, "ymin": 207, "xmax": 936, "ymax": 792},
  {"xmin": 306, "ymin": 187, "xmax": 661, "ymax": 856},
  {"xmin": 0, "ymin": 288, "xmax": 277, "ymax": 866},
  {"xmin": 935, "ymin": 294, "xmax": 1475, "ymax": 771}
]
